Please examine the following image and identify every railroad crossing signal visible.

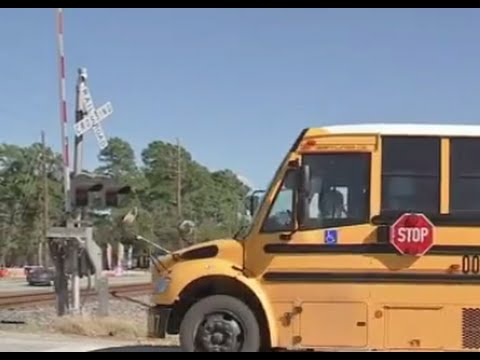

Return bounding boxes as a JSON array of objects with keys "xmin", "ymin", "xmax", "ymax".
[
  {"xmin": 71, "ymin": 172, "xmax": 131, "ymax": 209},
  {"xmin": 73, "ymin": 82, "xmax": 113, "ymax": 150},
  {"xmin": 390, "ymin": 213, "xmax": 435, "ymax": 256}
]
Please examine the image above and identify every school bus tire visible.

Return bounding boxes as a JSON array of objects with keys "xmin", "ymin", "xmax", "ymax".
[{"xmin": 179, "ymin": 294, "xmax": 261, "ymax": 352}]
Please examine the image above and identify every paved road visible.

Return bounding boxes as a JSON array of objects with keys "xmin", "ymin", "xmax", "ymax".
[
  {"xmin": 0, "ymin": 273, "xmax": 151, "ymax": 294},
  {"xmin": 93, "ymin": 345, "xmax": 181, "ymax": 352},
  {"xmin": 0, "ymin": 332, "xmax": 318, "ymax": 352},
  {"xmin": 0, "ymin": 331, "xmax": 142, "ymax": 352}
]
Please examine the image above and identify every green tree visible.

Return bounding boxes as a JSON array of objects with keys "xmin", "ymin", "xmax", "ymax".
[
  {"xmin": 140, "ymin": 140, "xmax": 251, "ymax": 248},
  {"xmin": 94, "ymin": 138, "xmax": 146, "ymax": 251},
  {"xmin": 0, "ymin": 135, "xmax": 252, "ymax": 266},
  {"xmin": 0, "ymin": 142, "xmax": 63, "ymax": 266},
  {"xmin": 96, "ymin": 137, "xmax": 139, "ymax": 180}
]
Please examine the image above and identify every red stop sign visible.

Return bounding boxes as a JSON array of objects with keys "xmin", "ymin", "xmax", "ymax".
[{"xmin": 390, "ymin": 213, "xmax": 435, "ymax": 256}]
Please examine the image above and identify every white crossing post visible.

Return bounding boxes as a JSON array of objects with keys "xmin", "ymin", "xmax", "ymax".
[{"xmin": 71, "ymin": 68, "xmax": 114, "ymax": 316}]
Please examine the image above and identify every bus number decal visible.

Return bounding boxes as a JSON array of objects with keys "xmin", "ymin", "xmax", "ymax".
[{"xmin": 462, "ymin": 255, "xmax": 480, "ymax": 275}]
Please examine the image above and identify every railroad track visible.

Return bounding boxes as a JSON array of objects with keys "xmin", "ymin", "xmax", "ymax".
[{"xmin": 0, "ymin": 282, "xmax": 151, "ymax": 309}]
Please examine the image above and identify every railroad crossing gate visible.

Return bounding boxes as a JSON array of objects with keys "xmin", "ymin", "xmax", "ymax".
[{"xmin": 390, "ymin": 213, "xmax": 435, "ymax": 256}]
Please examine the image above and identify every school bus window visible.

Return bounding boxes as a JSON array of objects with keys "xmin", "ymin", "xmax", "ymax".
[
  {"xmin": 450, "ymin": 138, "xmax": 480, "ymax": 213},
  {"xmin": 262, "ymin": 170, "xmax": 296, "ymax": 233},
  {"xmin": 381, "ymin": 137, "xmax": 440, "ymax": 214},
  {"xmin": 301, "ymin": 153, "xmax": 371, "ymax": 229}
]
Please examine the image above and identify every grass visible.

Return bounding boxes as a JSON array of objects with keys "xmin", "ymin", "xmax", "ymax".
[
  {"xmin": 53, "ymin": 315, "xmax": 146, "ymax": 339},
  {"xmin": 52, "ymin": 315, "xmax": 180, "ymax": 346}
]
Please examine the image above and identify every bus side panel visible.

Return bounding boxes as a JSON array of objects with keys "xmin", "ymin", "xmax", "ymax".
[
  {"xmin": 264, "ymin": 283, "xmax": 370, "ymax": 349},
  {"xmin": 369, "ymin": 284, "xmax": 478, "ymax": 352},
  {"xmin": 383, "ymin": 306, "xmax": 445, "ymax": 350},
  {"xmin": 266, "ymin": 282, "xmax": 480, "ymax": 351},
  {"xmin": 299, "ymin": 302, "xmax": 368, "ymax": 348},
  {"xmin": 271, "ymin": 302, "xmax": 297, "ymax": 348}
]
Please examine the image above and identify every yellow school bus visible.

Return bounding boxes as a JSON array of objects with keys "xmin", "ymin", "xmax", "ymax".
[{"xmin": 148, "ymin": 123, "xmax": 480, "ymax": 352}]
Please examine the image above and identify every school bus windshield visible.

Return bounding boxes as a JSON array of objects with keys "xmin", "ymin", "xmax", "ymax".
[{"xmin": 261, "ymin": 152, "xmax": 371, "ymax": 233}]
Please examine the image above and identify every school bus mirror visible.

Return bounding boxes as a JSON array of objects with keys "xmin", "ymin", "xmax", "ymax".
[
  {"xmin": 297, "ymin": 190, "xmax": 310, "ymax": 228},
  {"xmin": 299, "ymin": 163, "xmax": 312, "ymax": 195},
  {"xmin": 250, "ymin": 195, "xmax": 260, "ymax": 216},
  {"xmin": 297, "ymin": 164, "xmax": 312, "ymax": 227},
  {"xmin": 245, "ymin": 190, "xmax": 265, "ymax": 217}
]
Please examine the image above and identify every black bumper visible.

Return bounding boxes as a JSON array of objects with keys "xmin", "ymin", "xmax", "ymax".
[{"xmin": 147, "ymin": 306, "xmax": 172, "ymax": 339}]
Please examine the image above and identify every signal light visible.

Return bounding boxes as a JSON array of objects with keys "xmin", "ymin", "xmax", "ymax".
[
  {"xmin": 75, "ymin": 189, "xmax": 89, "ymax": 207},
  {"xmin": 70, "ymin": 171, "xmax": 132, "ymax": 209}
]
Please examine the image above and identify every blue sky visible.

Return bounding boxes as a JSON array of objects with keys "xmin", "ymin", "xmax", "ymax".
[{"xmin": 2, "ymin": 8, "xmax": 480, "ymax": 188}]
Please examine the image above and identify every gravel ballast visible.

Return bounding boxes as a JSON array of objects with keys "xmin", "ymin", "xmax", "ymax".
[{"xmin": 0, "ymin": 295, "xmax": 179, "ymax": 346}]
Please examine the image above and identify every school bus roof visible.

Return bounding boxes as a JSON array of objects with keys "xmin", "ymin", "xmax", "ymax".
[{"xmin": 313, "ymin": 123, "xmax": 480, "ymax": 137}]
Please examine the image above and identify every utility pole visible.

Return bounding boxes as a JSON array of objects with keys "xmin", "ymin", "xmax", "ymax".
[
  {"xmin": 74, "ymin": 70, "xmax": 85, "ymax": 175},
  {"xmin": 176, "ymin": 138, "xmax": 183, "ymax": 249},
  {"xmin": 71, "ymin": 67, "xmax": 113, "ymax": 317},
  {"xmin": 40, "ymin": 131, "xmax": 49, "ymax": 268}
]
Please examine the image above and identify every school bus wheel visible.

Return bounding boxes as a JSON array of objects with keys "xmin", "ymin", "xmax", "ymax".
[{"xmin": 179, "ymin": 294, "xmax": 261, "ymax": 352}]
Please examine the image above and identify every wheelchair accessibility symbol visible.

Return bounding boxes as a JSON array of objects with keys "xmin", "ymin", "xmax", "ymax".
[{"xmin": 324, "ymin": 229, "xmax": 338, "ymax": 245}]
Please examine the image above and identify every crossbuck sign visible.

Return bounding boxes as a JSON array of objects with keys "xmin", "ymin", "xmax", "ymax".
[{"xmin": 73, "ymin": 83, "xmax": 113, "ymax": 150}]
